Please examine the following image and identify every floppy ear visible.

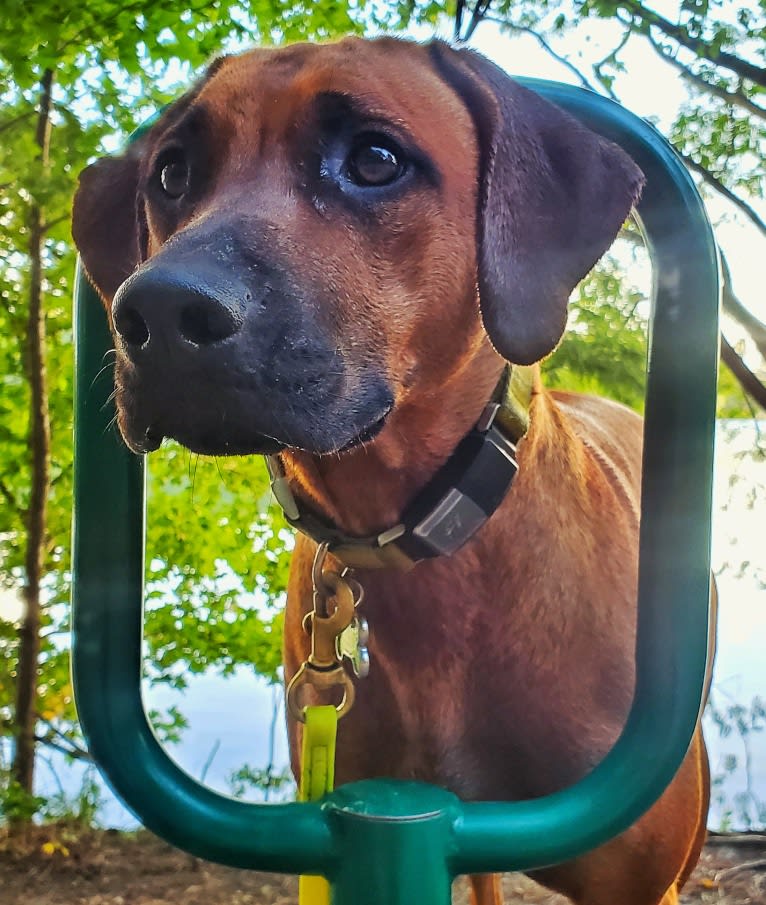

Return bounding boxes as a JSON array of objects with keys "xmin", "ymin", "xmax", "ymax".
[
  {"xmin": 71, "ymin": 143, "xmax": 148, "ymax": 305},
  {"xmin": 430, "ymin": 42, "xmax": 645, "ymax": 365},
  {"xmin": 71, "ymin": 57, "xmax": 230, "ymax": 303}
]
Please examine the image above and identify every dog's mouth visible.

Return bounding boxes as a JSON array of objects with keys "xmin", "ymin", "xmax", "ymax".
[
  {"xmin": 334, "ymin": 406, "xmax": 391, "ymax": 454},
  {"xmin": 111, "ymin": 318, "xmax": 396, "ymax": 457},
  {"xmin": 123, "ymin": 402, "xmax": 392, "ymax": 459},
  {"xmin": 129, "ymin": 424, "xmax": 287, "ymax": 457}
]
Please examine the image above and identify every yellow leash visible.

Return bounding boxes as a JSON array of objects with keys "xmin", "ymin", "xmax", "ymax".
[
  {"xmin": 298, "ymin": 705, "xmax": 338, "ymax": 905},
  {"xmin": 290, "ymin": 546, "xmax": 366, "ymax": 904}
]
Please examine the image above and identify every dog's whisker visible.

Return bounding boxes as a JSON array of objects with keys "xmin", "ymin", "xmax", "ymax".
[
  {"xmin": 189, "ymin": 453, "xmax": 201, "ymax": 505},
  {"xmin": 101, "ymin": 412, "xmax": 119, "ymax": 438},
  {"xmin": 213, "ymin": 456, "xmax": 228, "ymax": 489},
  {"xmin": 70, "ymin": 37, "xmax": 712, "ymax": 900},
  {"xmin": 99, "ymin": 388, "xmax": 119, "ymax": 414},
  {"xmin": 90, "ymin": 361, "xmax": 116, "ymax": 391}
]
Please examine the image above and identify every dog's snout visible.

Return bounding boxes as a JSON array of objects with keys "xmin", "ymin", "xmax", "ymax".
[
  {"xmin": 115, "ymin": 302, "xmax": 150, "ymax": 348},
  {"xmin": 112, "ymin": 267, "xmax": 243, "ymax": 354},
  {"xmin": 178, "ymin": 298, "xmax": 239, "ymax": 345}
]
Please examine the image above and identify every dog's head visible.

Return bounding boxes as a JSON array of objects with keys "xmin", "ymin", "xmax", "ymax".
[{"xmin": 73, "ymin": 38, "xmax": 643, "ymax": 457}]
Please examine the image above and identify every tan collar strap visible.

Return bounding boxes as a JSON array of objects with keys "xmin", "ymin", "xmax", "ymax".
[{"xmin": 266, "ymin": 365, "xmax": 534, "ymax": 571}]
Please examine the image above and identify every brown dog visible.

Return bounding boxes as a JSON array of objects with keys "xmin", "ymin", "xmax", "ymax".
[{"xmin": 73, "ymin": 37, "xmax": 710, "ymax": 905}]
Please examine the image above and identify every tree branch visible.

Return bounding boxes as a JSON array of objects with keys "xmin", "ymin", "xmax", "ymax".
[
  {"xmin": 0, "ymin": 475, "xmax": 25, "ymax": 518},
  {"xmin": 678, "ymin": 152, "xmax": 766, "ymax": 240},
  {"xmin": 36, "ymin": 733, "xmax": 93, "ymax": 762},
  {"xmin": 646, "ymin": 33, "xmax": 766, "ymax": 120},
  {"xmin": 455, "ymin": 0, "xmax": 466, "ymax": 42},
  {"xmin": 0, "ymin": 110, "xmax": 35, "ymax": 135},
  {"xmin": 620, "ymin": 0, "xmax": 766, "ymax": 87},
  {"xmin": 716, "ymin": 859, "xmax": 766, "ymax": 880},
  {"xmin": 41, "ymin": 213, "xmax": 71, "ymax": 234},
  {"xmin": 592, "ymin": 29, "xmax": 631, "ymax": 100},
  {"xmin": 37, "ymin": 718, "xmax": 93, "ymax": 758},
  {"xmin": 463, "ymin": 0, "xmax": 493, "ymax": 43},
  {"xmin": 708, "ymin": 832, "xmax": 766, "ymax": 846},
  {"xmin": 492, "ymin": 20, "xmax": 601, "ymax": 92},
  {"xmin": 720, "ymin": 335, "xmax": 766, "ymax": 410},
  {"xmin": 721, "ymin": 253, "xmax": 766, "ymax": 361},
  {"xmin": 488, "ymin": 10, "xmax": 765, "ymax": 245}
]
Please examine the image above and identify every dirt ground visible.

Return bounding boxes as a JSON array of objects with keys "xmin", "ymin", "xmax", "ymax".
[{"xmin": 1, "ymin": 827, "xmax": 763, "ymax": 904}]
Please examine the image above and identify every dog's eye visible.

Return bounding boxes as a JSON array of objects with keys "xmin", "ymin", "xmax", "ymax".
[
  {"xmin": 157, "ymin": 150, "xmax": 190, "ymax": 199},
  {"xmin": 346, "ymin": 140, "xmax": 403, "ymax": 187}
]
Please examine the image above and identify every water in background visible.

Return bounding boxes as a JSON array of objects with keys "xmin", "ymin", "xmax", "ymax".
[{"xmin": 47, "ymin": 422, "xmax": 765, "ymax": 830}]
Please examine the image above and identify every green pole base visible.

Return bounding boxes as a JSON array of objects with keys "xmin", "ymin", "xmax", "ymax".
[{"xmin": 325, "ymin": 781, "xmax": 459, "ymax": 905}]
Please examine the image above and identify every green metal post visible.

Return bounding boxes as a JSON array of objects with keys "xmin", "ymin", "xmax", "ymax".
[
  {"xmin": 325, "ymin": 782, "xmax": 459, "ymax": 905},
  {"xmin": 72, "ymin": 80, "xmax": 720, "ymax": 902}
]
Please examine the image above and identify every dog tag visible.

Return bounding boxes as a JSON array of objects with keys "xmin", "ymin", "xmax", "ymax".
[{"xmin": 336, "ymin": 616, "xmax": 370, "ymax": 678}]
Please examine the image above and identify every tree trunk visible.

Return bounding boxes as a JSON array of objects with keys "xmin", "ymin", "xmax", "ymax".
[{"xmin": 11, "ymin": 68, "xmax": 53, "ymax": 815}]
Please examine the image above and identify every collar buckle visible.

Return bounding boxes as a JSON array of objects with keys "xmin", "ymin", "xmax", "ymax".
[{"xmin": 266, "ymin": 365, "xmax": 532, "ymax": 571}]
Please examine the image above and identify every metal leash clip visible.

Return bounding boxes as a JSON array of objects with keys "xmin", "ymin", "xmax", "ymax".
[{"xmin": 286, "ymin": 544, "xmax": 369, "ymax": 722}]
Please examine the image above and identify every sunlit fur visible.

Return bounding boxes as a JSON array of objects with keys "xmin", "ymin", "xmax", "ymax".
[{"xmin": 72, "ymin": 37, "xmax": 710, "ymax": 905}]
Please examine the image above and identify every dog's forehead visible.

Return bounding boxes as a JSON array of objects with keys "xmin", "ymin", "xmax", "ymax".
[{"xmin": 192, "ymin": 38, "xmax": 473, "ymax": 151}]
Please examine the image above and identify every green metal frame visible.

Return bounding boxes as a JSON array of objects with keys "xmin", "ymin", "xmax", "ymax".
[{"xmin": 72, "ymin": 81, "xmax": 720, "ymax": 903}]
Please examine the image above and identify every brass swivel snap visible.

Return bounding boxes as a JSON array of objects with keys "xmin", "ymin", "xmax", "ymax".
[{"xmin": 287, "ymin": 543, "xmax": 369, "ymax": 723}]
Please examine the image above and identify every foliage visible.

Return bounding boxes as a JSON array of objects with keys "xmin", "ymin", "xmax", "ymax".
[
  {"xmin": 0, "ymin": 0, "xmax": 764, "ymax": 823},
  {"xmin": 227, "ymin": 684, "xmax": 294, "ymax": 801},
  {"xmin": 543, "ymin": 241, "xmax": 650, "ymax": 412},
  {"xmin": 36, "ymin": 764, "xmax": 104, "ymax": 827},
  {"xmin": 144, "ymin": 448, "xmax": 290, "ymax": 688},
  {"xmin": 0, "ymin": 778, "xmax": 46, "ymax": 825},
  {"xmin": 1, "ymin": 754, "xmax": 104, "ymax": 828},
  {"xmin": 0, "ymin": 0, "xmax": 365, "ymax": 818},
  {"xmin": 544, "ymin": 242, "xmax": 754, "ymax": 418},
  {"xmin": 471, "ymin": 0, "xmax": 765, "ymax": 404},
  {"xmin": 707, "ymin": 693, "xmax": 766, "ymax": 830},
  {"xmin": 228, "ymin": 762, "xmax": 295, "ymax": 802}
]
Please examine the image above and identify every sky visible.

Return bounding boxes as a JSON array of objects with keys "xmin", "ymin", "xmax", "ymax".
[
  {"xmin": 147, "ymin": 424, "xmax": 766, "ymax": 831},
  {"xmin": 1, "ymin": 0, "xmax": 764, "ymax": 831},
  {"xmin": 79, "ymin": 10, "xmax": 766, "ymax": 830},
  {"xmin": 465, "ymin": 16, "xmax": 766, "ymax": 333}
]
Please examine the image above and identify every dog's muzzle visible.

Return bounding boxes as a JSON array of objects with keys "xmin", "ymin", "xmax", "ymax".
[{"xmin": 109, "ymin": 226, "xmax": 393, "ymax": 457}]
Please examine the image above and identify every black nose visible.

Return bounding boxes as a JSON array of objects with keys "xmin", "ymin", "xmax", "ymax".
[{"xmin": 112, "ymin": 265, "xmax": 245, "ymax": 355}]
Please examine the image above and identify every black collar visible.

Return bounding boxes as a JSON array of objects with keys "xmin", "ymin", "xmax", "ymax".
[{"xmin": 266, "ymin": 365, "xmax": 534, "ymax": 571}]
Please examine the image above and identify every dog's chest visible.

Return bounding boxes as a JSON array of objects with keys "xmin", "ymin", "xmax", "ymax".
[
  {"xmin": 331, "ymin": 567, "xmax": 524, "ymax": 796},
  {"xmin": 330, "ymin": 559, "xmax": 633, "ymax": 801},
  {"xmin": 335, "ymin": 640, "xmax": 476, "ymax": 791}
]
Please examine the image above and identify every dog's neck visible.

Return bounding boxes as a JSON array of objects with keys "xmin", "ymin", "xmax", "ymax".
[{"xmin": 278, "ymin": 349, "xmax": 526, "ymax": 539}]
